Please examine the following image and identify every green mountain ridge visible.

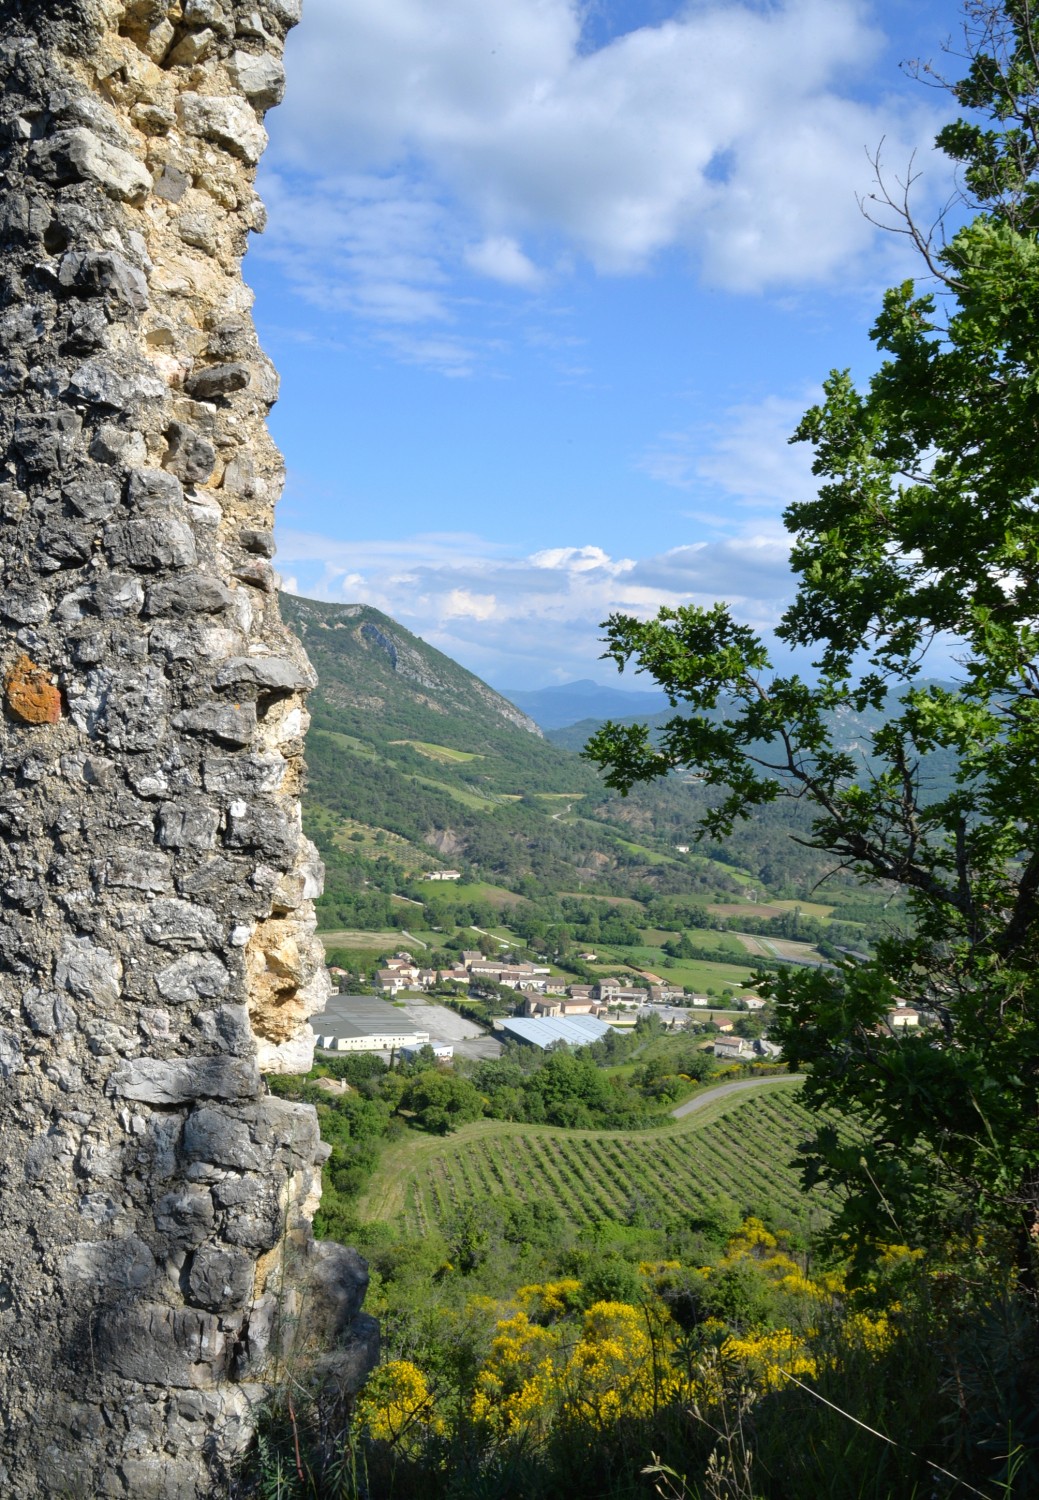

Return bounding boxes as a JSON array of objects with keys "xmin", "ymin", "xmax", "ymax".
[
  {"xmin": 282, "ymin": 595, "xmax": 735, "ymax": 933},
  {"xmin": 283, "ymin": 595, "xmax": 905, "ymax": 964},
  {"xmin": 282, "ymin": 595, "xmax": 544, "ymax": 741}
]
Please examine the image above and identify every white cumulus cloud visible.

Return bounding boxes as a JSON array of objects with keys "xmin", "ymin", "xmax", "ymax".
[
  {"xmin": 464, "ymin": 234, "xmax": 543, "ymax": 286},
  {"xmin": 260, "ymin": 0, "xmax": 946, "ymax": 343}
]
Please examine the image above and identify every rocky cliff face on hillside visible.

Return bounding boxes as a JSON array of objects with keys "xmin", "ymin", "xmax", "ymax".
[
  {"xmin": 284, "ymin": 595, "xmax": 544, "ymax": 737},
  {"xmin": 0, "ymin": 4, "xmax": 375, "ymax": 1495}
]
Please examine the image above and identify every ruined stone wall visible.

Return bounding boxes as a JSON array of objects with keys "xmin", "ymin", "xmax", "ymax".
[{"xmin": 0, "ymin": 3, "xmax": 376, "ymax": 1494}]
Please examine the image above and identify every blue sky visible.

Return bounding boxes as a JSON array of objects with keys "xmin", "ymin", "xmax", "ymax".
[{"xmin": 248, "ymin": 0, "xmax": 965, "ymax": 690}]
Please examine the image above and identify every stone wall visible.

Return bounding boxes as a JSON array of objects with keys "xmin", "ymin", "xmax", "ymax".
[{"xmin": 0, "ymin": 3, "xmax": 376, "ymax": 1494}]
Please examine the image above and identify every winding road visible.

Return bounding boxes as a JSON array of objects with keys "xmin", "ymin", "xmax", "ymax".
[{"xmin": 671, "ymin": 1072, "xmax": 807, "ymax": 1119}]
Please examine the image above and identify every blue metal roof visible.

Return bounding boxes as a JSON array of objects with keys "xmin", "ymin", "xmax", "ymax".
[{"xmin": 498, "ymin": 1016, "xmax": 611, "ymax": 1050}]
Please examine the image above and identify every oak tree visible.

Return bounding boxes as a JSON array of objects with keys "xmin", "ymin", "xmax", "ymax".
[{"xmin": 586, "ymin": 0, "xmax": 1039, "ymax": 1272}]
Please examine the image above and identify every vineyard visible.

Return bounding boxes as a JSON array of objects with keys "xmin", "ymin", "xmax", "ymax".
[{"xmin": 360, "ymin": 1082, "xmax": 839, "ymax": 1237}]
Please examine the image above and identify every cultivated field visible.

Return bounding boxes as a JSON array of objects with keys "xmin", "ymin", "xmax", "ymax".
[{"xmin": 359, "ymin": 1082, "xmax": 835, "ymax": 1237}]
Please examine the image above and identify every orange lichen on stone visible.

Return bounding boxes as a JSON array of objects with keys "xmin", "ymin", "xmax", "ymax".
[{"xmin": 5, "ymin": 655, "xmax": 62, "ymax": 725}]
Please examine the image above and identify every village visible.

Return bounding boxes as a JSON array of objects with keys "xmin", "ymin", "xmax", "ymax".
[{"xmin": 317, "ymin": 946, "xmax": 793, "ymax": 1064}]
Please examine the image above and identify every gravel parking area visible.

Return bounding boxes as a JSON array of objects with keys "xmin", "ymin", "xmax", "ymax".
[{"xmin": 395, "ymin": 998, "xmax": 502, "ymax": 1059}]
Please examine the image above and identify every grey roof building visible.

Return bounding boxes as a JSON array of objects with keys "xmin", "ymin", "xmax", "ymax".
[{"xmin": 312, "ymin": 994, "xmax": 430, "ymax": 1052}]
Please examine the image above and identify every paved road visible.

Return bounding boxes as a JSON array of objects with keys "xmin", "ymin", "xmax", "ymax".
[{"xmin": 671, "ymin": 1073, "xmax": 807, "ymax": 1119}]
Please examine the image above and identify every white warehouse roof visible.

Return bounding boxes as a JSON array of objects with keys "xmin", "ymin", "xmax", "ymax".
[{"xmin": 498, "ymin": 1015, "xmax": 611, "ymax": 1050}]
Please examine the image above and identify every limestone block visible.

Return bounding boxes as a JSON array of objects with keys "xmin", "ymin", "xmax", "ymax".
[
  {"xmin": 186, "ymin": 1245, "xmax": 253, "ymax": 1312},
  {"xmin": 90, "ymin": 424, "xmax": 149, "ymax": 467},
  {"xmin": 230, "ymin": 50, "xmax": 286, "ymax": 110},
  {"xmin": 157, "ymin": 802, "xmax": 221, "ymax": 850},
  {"xmin": 177, "ymin": 93, "xmax": 268, "ymax": 166},
  {"xmin": 193, "ymin": 1003, "xmax": 255, "ymax": 1055},
  {"xmin": 184, "ymin": 361, "xmax": 251, "ymax": 400},
  {"xmin": 183, "ymin": 1105, "xmax": 267, "ymax": 1170},
  {"xmin": 65, "ymin": 474, "xmax": 122, "ymax": 519},
  {"xmin": 56, "ymin": 936, "xmax": 122, "ymax": 1007},
  {"xmin": 168, "ymin": 28, "xmax": 216, "ymax": 67},
  {"xmin": 155, "ymin": 954, "xmax": 232, "ymax": 1006},
  {"xmin": 105, "ymin": 516, "xmax": 198, "ymax": 570},
  {"xmin": 66, "ymin": 357, "xmax": 167, "ymax": 411},
  {"xmin": 58, "ymin": 249, "xmax": 150, "ymax": 311},
  {"xmin": 154, "ymin": 1187, "xmax": 216, "ymax": 1248},
  {"xmin": 173, "ymin": 701, "xmax": 258, "ymax": 746},
  {"xmin": 144, "ymin": 573, "xmax": 233, "ymax": 617},
  {"xmin": 163, "ymin": 420, "xmax": 216, "ymax": 484},
  {"xmin": 201, "ymin": 753, "xmax": 285, "ymax": 794},
  {"xmin": 214, "ymin": 654, "xmax": 316, "ymax": 694},
  {"xmin": 62, "ymin": 1236, "xmax": 156, "ymax": 1291},
  {"xmin": 141, "ymin": 899, "xmax": 222, "ymax": 950},
  {"xmin": 254, "ymin": 1028, "xmax": 315, "ymax": 1075},
  {"xmin": 36, "ymin": 127, "xmax": 153, "ymax": 201},
  {"xmin": 95, "ymin": 1303, "xmax": 228, "ymax": 1387}
]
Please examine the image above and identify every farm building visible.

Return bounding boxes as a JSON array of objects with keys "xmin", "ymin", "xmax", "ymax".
[
  {"xmin": 497, "ymin": 1016, "xmax": 611, "ymax": 1050},
  {"xmin": 312, "ymin": 994, "xmax": 430, "ymax": 1053}
]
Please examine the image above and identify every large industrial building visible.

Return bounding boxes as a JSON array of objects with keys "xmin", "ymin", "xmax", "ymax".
[
  {"xmin": 496, "ymin": 1015, "xmax": 612, "ymax": 1050},
  {"xmin": 312, "ymin": 994, "xmax": 431, "ymax": 1053}
]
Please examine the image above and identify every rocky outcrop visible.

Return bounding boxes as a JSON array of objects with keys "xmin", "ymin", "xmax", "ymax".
[{"xmin": 0, "ymin": 3, "xmax": 376, "ymax": 1495}]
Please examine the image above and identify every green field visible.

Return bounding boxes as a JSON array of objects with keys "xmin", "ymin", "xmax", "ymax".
[
  {"xmin": 710, "ymin": 900, "xmax": 834, "ymax": 921},
  {"xmin": 590, "ymin": 942, "xmax": 757, "ymax": 990},
  {"xmin": 405, "ymin": 772, "xmax": 501, "ymax": 811},
  {"xmin": 390, "ymin": 739, "xmax": 481, "ymax": 763},
  {"xmin": 359, "ymin": 1083, "xmax": 830, "ymax": 1236},
  {"xmin": 416, "ymin": 880, "xmax": 522, "ymax": 907},
  {"xmin": 317, "ymin": 928, "xmax": 404, "ymax": 949},
  {"xmin": 312, "ymin": 728, "xmax": 379, "ymax": 758}
]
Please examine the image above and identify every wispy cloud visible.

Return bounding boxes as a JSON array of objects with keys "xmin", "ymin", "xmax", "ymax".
[
  {"xmin": 275, "ymin": 525, "xmax": 795, "ymax": 687},
  {"xmin": 637, "ymin": 390, "xmax": 822, "ymax": 518}
]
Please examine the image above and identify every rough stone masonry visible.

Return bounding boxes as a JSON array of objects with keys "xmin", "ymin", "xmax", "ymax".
[{"xmin": 0, "ymin": 2, "xmax": 377, "ymax": 1494}]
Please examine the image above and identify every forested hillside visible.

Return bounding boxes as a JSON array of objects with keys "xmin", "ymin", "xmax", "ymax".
[{"xmin": 278, "ymin": 593, "xmax": 906, "ymax": 999}]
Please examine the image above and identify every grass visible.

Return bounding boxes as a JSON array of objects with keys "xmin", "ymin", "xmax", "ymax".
[
  {"xmin": 589, "ymin": 943, "xmax": 757, "ymax": 991},
  {"xmin": 317, "ymin": 928, "xmax": 403, "ymax": 949},
  {"xmin": 643, "ymin": 926, "xmax": 747, "ymax": 954},
  {"xmin": 771, "ymin": 898, "xmax": 836, "ymax": 918},
  {"xmin": 402, "ymin": 772, "xmax": 500, "ymax": 811},
  {"xmin": 389, "ymin": 739, "xmax": 481, "ymax": 763},
  {"xmin": 417, "ymin": 880, "xmax": 523, "ymax": 908},
  {"xmin": 558, "ymin": 892, "xmax": 646, "ymax": 910},
  {"xmin": 357, "ymin": 1081, "xmax": 824, "ymax": 1232},
  {"xmin": 613, "ymin": 837, "xmax": 679, "ymax": 866},
  {"xmin": 709, "ymin": 899, "xmax": 834, "ymax": 920},
  {"xmin": 313, "ymin": 728, "xmax": 379, "ymax": 757},
  {"xmin": 329, "ymin": 819, "xmax": 430, "ymax": 867}
]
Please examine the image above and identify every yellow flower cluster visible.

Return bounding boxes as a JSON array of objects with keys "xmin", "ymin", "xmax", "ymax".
[
  {"xmin": 471, "ymin": 1311, "xmax": 562, "ymax": 1436},
  {"xmin": 357, "ymin": 1359, "xmax": 443, "ymax": 1455},
  {"xmin": 840, "ymin": 1308, "xmax": 897, "ymax": 1354},
  {"xmin": 517, "ymin": 1278, "xmax": 583, "ymax": 1319},
  {"xmin": 360, "ymin": 1218, "xmax": 913, "ymax": 1456},
  {"xmin": 563, "ymin": 1301, "xmax": 657, "ymax": 1427},
  {"xmin": 720, "ymin": 1328, "xmax": 817, "ymax": 1391}
]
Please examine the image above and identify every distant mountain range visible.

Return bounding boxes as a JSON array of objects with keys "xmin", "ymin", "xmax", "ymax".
[{"xmin": 501, "ymin": 678, "xmax": 673, "ymax": 730}]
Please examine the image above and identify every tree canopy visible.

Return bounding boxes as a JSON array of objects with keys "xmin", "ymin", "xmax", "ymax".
[{"xmin": 585, "ymin": 0, "xmax": 1039, "ymax": 1274}]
